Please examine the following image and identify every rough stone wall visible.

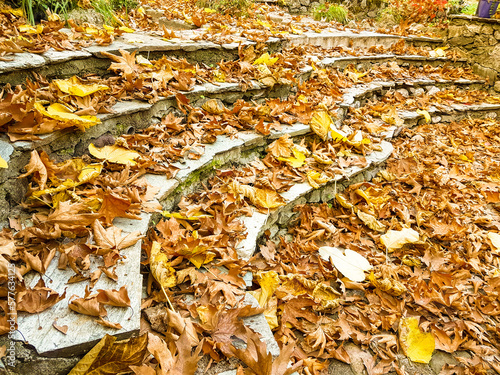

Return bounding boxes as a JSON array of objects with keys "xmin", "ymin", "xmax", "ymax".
[{"xmin": 448, "ymin": 15, "xmax": 500, "ymax": 88}]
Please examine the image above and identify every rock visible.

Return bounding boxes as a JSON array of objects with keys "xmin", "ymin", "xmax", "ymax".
[
  {"xmin": 143, "ymin": 304, "xmax": 169, "ymax": 333},
  {"xmin": 494, "ymin": 81, "xmax": 500, "ymax": 92},
  {"xmin": 429, "ymin": 351, "xmax": 458, "ymax": 374},
  {"xmin": 396, "ymin": 354, "xmax": 434, "ymax": 375},
  {"xmin": 426, "ymin": 86, "xmax": 440, "ymax": 96},
  {"xmin": 367, "ymin": 11, "xmax": 377, "ymax": 18},
  {"xmin": 67, "ymin": 8, "xmax": 104, "ymax": 26},
  {"xmin": 396, "ymin": 88, "xmax": 409, "ymax": 98},
  {"xmin": 159, "ymin": 19, "xmax": 198, "ymax": 30},
  {"xmin": 495, "ymin": 30, "xmax": 500, "ymax": 40},
  {"xmin": 414, "ymin": 88, "xmax": 425, "ymax": 97},
  {"xmin": 328, "ymin": 359, "xmax": 355, "ymax": 375}
]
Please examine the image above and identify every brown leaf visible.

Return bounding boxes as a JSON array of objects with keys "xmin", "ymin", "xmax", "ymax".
[
  {"xmin": 16, "ymin": 279, "xmax": 66, "ymax": 313},
  {"xmin": 68, "ymin": 289, "xmax": 107, "ymax": 317},
  {"xmin": 19, "ymin": 150, "xmax": 48, "ymax": 189},
  {"xmin": 266, "ymin": 134, "xmax": 293, "ymax": 158},
  {"xmin": 166, "ymin": 309, "xmax": 200, "ymax": 347},
  {"xmin": 96, "ymin": 317, "xmax": 123, "ymax": 330},
  {"xmin": 68, "ymin": 334, "xmax": 148, "ymax": 375},
  {"xmin": 96, "ymin": 286, "xmax": 131, "ymax": 307},
  {"xmin": 92, "ymin": 220, "xmax": 142, "ymax": 251},
  {"xmin": 53, "ymin": 320, "xmax": 68, "ymax": 334}
]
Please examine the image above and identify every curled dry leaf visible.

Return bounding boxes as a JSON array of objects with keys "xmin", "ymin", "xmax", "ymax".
[
  {"xmin": 356, "ymin": 210, "xmax": 386, "ymax": 232},
  {"xmin": 310, "ymin": 110, "xmax": 332, "ymax": 141},
  {"xmin": 229, "ymin": 181, "xmax": 286, "ymax": 209},
  {"xmin": 68, "ymin": 289, "xmax": 107, "ymax": 317},
  {"xmin": 16, "ymin": 278, "xmax": 66, "ymax": 313},
  {"xmin": 96, "ymin": 286, "xmax": 131, "ymax": 307}
]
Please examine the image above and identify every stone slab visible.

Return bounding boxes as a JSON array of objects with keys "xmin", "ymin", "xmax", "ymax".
[
  {"xmin": 0, "ymin": 53, "xmax": 45, "ymax": 74},
  {"xmin": 42, "ymin": 48, "xmax": 92, "ymax": 64},
  {"xmin": 15, "ymin": 239, "xmax": 143, "ymax": 356}
]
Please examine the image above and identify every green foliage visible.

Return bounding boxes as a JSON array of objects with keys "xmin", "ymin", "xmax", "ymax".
[
  {"xmin": 313, "ymin": 3, "xmax": 348, "ymax": 24},
  {"xmin": 196, "ymin": 0, "xmax": 253, "ymax": 16},
  {"xmin": 15, "ymin": 0, "xmax": 76, "ymax": 24},
  {"xmin": 91, "ymin": 0, "xmax": 137, "ymax": 25},
  {"xmin": 461, "ymin": 2, "xmax": 477, "ymax": 14}
]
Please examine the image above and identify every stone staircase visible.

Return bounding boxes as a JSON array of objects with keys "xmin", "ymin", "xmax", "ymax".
[{"xmin": 0, "ymin": 14, "xmax": 498, "ymax": 375}]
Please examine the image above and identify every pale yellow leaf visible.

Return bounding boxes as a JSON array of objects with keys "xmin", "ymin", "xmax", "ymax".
[{"xmin": 88, "ymin": 144, "xmax": 140, "ymax": 166}]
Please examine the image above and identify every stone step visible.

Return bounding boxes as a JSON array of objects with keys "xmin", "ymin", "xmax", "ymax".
[
  {"xmin": 0, "ymin": 26, "xmax": 443, "ymax": 87},
  {"xmin": 1, "ymin": 52, "xmax": 479, "ymax": 221}
]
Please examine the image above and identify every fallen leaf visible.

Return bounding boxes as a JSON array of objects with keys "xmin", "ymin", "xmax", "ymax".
[
  {"xmin": 68, "ymin": 334, "xmax": 148, "ymax": 375},
  {"xmin": 310, "ymin": 110, "xmax": 332, "ymax": 140},
  {"xmin": 88, "ymin": 144, "xmax": 140, "ymax": 166},
  {"xmin": 318, "ymin": 246, "xmax": 372, "ymax": 282},
  {"xmin": 380, "ymin": 228, "xmax": 420, "ymax": 253},
  {"xmin": 399, "ymin": 317, "xmax": 435, "ymax": 363}
]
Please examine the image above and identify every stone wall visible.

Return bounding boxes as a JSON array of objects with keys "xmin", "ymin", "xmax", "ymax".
[{"xmin": 448, "ymin": 15, "xmax": 500, "ymax": 87}]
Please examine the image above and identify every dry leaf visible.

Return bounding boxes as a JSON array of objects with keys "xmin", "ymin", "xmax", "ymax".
[
  {"xmin": 318, "ymin": 246, "xmax": 372, "ymax": 282},
  {"xmin": 399, "ymin": 317, "xmax": 435, "ymax": 363},
  {"xmin": 89, "ymin": 144, "xmax": 141, "ymax": 166}
]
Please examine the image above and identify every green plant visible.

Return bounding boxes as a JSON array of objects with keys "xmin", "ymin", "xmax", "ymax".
[
  {"xmin": 313, "ymin": 3, "xmax": 348, "ymax": 24},
  {"xmin": 17, "ymin": 0, "xmax": 76, "ymax": 24},
  {"xmin": 196, "ymin": 0, "xmax": 253, "ymax": 16},
  {"xmin": 91, "ymin": 0, "xmax": 137, "ymax": 25},
  {"xmin": 461, "ymin": 2, "xmax": 477, "ymax": 14}
]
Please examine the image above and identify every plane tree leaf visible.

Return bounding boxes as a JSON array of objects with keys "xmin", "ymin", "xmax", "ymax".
[
  {"xmin": 68, "ymin": 334, "xmax": 148, "ymax": 375},
  {"xmin": 88, "ymin": 144, "xmax": 141, "ymax": 166},
  {"xmin": 318, "ymin": 246, "xmax": 372, "ymax": 282},
  {"xmin": 399, "ymin": 317, "xmax": 435, "ymax": 363}
]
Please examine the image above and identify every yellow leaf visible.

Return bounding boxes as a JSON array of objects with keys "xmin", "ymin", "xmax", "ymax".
[
  {"xmin": 213, "ymin": 69, "xmax": 226, "ymax": 83},
  {"xmin": 277, "ymin": 147, "xmax": 306, "ymax": 168},
  {"xmin": 119, "ymin": 26, "xmax": 134, "ymax": 33},
  {"xmin": 229, "ymin": 181, "xmax": 286, "ymax": 209},
  {"xmin": 335, "ymin": 193, "xmax": 353, "ymax": 209},
  {"xmin": 416, "ymin": 109, "xmax": 431, "ymax": 123},
  {"xmin": 399, "ymin": 317, "xmax": 435, "ymax": 363},
  {"xmin": 312, "ymin": 153, "xmax": 333, "ymax": 165},
  {"xmin": 34, "ymin": 102, "xmax": 100, "ymax": 129},
  {"xmin": 488, "ymin": 232, "xmax": 500, "ymax": 252},
  {"xmin": 381, "ymin": 107, "xmax": 404, "ymax": 126},
  {"xmin": 310, "ymin": 110, "xmax": 332, "ymax": 140},
  {"xmin": 330, "ymin": 126, "xmax": 349, "ymax": 142},
  {"xmin": 54, "ymin": 76, "xmax": 109, "ymax": 97},
  {"xmin": 346, "ymin": 130, "xmax": 371, "ymax": 148},
  {"xmin": 135, "ymin": 55, "xmax": 153, "ymax": 67},
  {"xmin": 88, "ymin": 144, "xmax": 140, "ymax": 166},
  {"xmin": 312, "ymin": 283, "xmax": 341, "ymax": 310},
  {"xmin": 162, "ymin": 211, "xmax": 212, "ymax": 221},
  {"xmin": 356, "ymin": 210, "xmax": 386, "ymax": 232},
  {"xmin": 202, "ymin": 99, "xmax": 225, "ymax": 114},
  {"xmin": 307, "ymin": 170, "xmax": 331, "ymax": 189},
  {"xmin": 380, "ymin": 228, "xmax": 420, "ymax": 253},
  {"xmin": 254, "ymin": 271, "xmax": 280, "ymax": 307},
  {"xmin": 18, "ymin": 24, "xmax": 43, "ymax": 34},
  {"xmin": 78, "ymin": 164, "xmax": 103, "ymax": 182},
  {"xmin": 150, "ymin": 241, "xmax": 176, "ymax": 289},
  {"xmin": 204, "ymin": 7, "xmax": 216, "ymax": 12},
  {"xmin": 189, "ymin": 251, "xmax": 216, "ymax": 268},
  {"xmin": 344, "ymin": 66, "xmax": 368, "ymax": 83},
  {"xmin": 253, "ymin": 52, "xmax": 278, "ymax": 67},
  {"xmin": 0, "ymin": 156, "xmax": 7, "ymax": 169},
  {"xmin": 256, "ymin": 20, "xmax": 272, "ymax": 29},
  {"xmin": 290, "ymin": 25, "xmax": 303, "ymax": 34}
]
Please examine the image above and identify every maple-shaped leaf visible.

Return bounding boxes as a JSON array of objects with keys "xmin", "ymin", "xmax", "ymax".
[
  {"xmin": 203, "ymin": 304, "xmax": 263, "ymax": 356},
  {"xmin": 68, "ymin": 334, "xmax": 148, "ymax": 375},
  {"xmin": 169, "ymin": 329, "xmax": 202, "ymax": 375},
  {"xmin": 98, "ymin": 189, "xmax": 140, "ymax": 225},
  {"xmin": 16, "ymin": 278, "xmax": 66, "ymax": 313},
  {"xmin": 230, "ymin": 329, "xmax": 303, "ymax": 375},
  {"xmin": 166, "ymin": 309, "xmax": 200, "ymax": 347},
  {"xmin": 208, "ymin": 280, "xmax": 245, "ymax": 307},
  {"xmin": 266, "ymin": 134, "xmax": 293, "ymax": 158},
  {"xmin": 92, "ymin": 220, "xmax": 142, "ymax": 251},
  {"xmin": 101, "ymin": 49, "xmax": 140, "ymax": 76}
]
